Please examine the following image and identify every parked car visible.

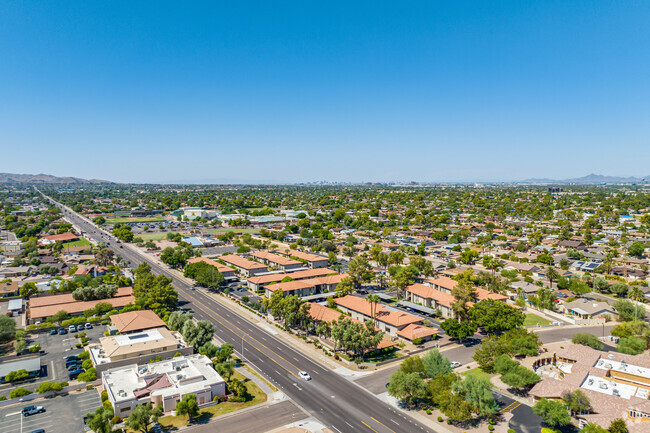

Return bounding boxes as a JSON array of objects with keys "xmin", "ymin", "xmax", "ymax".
[
  {"xmin": 450, "ymin": 361, "xmax": 462, "ymax": 368},
  {"xmin": 30, "ymin": 429, "xmax": 46, "ymax": 433},
  {"xmin": 65, "ymin": 355, "xmax": 79, "ymax": 362},
  {"xmin": 68, "ymin": 368, "xmax": 85, "ymax": 380},
  {"xmin": 22, "ymin": 405, "xmax": 45, "ymax": 417},
  {"xmin": 50, "ymin": 328, "xmax": 58, "ymax": 335},
  {"xmin": 77, "ymin": 324, "xmax": 85, "ymax": 332},
  {"xmin": 298, "ymin": 371, "xmax": 311, "ymax": 380},
  {"xmin": 85, "ymin": 323, "xmax": 93, "ymax": 329},
  {"xmin": 58, "ymin": 328, "xmax": 67, "ymax": 335},
  {"xmin": 67, "ymin": 363, "xmax": 82, "ymax": 372},
  {"xmin": 68, "ymin": 325, "xmax": 77, "ymax": 333}
]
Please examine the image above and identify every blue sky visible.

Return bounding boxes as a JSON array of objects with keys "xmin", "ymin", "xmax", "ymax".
[{"xmin": 1, "ymin": 1, "xmax": 649, "ymax": 183}]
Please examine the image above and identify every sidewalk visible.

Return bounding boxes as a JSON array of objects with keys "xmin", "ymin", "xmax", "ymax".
[{"xmin": 235, "ymin": 365, "xmax": 286, "ymax": 403}]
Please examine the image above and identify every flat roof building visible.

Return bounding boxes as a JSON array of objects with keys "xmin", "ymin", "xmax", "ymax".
[
  {"xmin": 89, "ymin": 327, "xmax": 192, "ymax": 373},
  {"xmin": 102, "ymin": 354, "xmax": 225, "ymax": 417}
]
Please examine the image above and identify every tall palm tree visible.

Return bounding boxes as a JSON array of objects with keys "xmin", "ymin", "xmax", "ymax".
[
  {"xmin": 366, "ymin": 294, "xmax": 381, "ymax": 326},
  {"xmin": 546, "ymin": 267, "xmax": 560, "ymax": 289}
]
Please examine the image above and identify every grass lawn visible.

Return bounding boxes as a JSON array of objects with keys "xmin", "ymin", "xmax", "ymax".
[
  {"xmin": 65, "ymin": 238, "xmax": 91, "ymax": 247},
  {"xmin": 105, "ymin": 216, "xmax": 167, "ymax": 224},
  {"xmin": 138, "ymin": 232, "xmax": 170, "ymax": 241},
  {"xmin": 156, "ymin": 371, "xmax": 267, "ymax": 431},
  {"xmin": 206, "ymin": 228, "xmax": 260, "ymax": 234},
  {"xmin": 523, "ymin": 312, "xmax": 552, "ymax": 327},
  {"xmin": 461, "ymin": 367, "xmax": 494, "ymax": 382}
]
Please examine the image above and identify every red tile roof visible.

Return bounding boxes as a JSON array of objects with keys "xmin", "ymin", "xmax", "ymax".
[
  {"xmin": 42, "ymin": 232, "xmax": 79, "ymax": 242},
  {"xmin": 335, "ymin": 295, "xmax": 423, "ymax": 328}
]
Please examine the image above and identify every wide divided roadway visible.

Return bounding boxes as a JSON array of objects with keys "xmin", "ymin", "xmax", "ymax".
[{"xmin": 46, "ymin": 195, "xmax": 434, "ymax": 433}]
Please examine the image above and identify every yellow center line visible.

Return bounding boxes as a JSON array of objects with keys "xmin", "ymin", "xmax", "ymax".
[
  {"xmin": 371, "ymin": 416, "xmax": 396, "ymax": 433},
  {"xmin": 499, "ymin": 401, "xmax": 522, "ymax": 413},
  {"xmin": 498, "ymin": 401, "xmax": 517, "ymax": 413},
  {"xmin": 183, "ymin": 290, "xmax": 298, "ymax": 376},
  {"xmin": 361, "ymin": 421, "xmax": 380, "ymax": 433}
]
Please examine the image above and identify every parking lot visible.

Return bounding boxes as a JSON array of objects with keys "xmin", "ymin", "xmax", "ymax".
[
  {"xmin": 0, "ymin": 325, "xmax": 105, "ymax": 398},
  {"xmin": 1, "ymin": 389, "xmax": 101, "ymax": 433}
]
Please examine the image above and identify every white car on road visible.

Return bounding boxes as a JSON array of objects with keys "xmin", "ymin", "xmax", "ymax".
[
  {"xmin": 299, "ymin": 371, "xmax": 311, "ymax": 380},
  {"xmin": 450, "ymin": 362, "xmax": 462, "ymax": 368}
]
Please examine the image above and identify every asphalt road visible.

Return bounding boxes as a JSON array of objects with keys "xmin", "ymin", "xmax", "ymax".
[{"xmin": 47, "ymin": 196, "xmax": 436, "ymax": 433}]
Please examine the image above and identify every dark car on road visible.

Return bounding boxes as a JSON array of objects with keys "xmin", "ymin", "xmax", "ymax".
[{"xmin": 50, "ymin": 328, "xmax": 58, "ymax": 335}]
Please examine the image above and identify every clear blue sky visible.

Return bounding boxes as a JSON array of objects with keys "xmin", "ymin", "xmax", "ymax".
[{"xmin": 1, "ymin": 1, "xmax": 649, "ymax": 183}]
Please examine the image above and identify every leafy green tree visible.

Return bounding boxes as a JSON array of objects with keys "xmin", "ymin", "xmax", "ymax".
[
  {"xmin": 19, "ymin": 282, "xmax": 39, "ymax": 298},
  {"xmin": 14, "ymin": 339, "xmax": 27, "ymax": 354},
  {"xmin": 627, "ymin": 241, "xmax": 646, "ymax": 258},
  {"xmin": 611, "ymin": 320, "xmax": 650, "ymax": 339},
  {"xmin": 400, "ymin": 355, "xmax": 426, "ymax": 376},
  {"xmin": 617, "ymin": 336, "xmax": 646, "ymax": 355},
  {"xmin": 505, "ymin": 328, "xmax": 542, "ymax": 357},
  {"xmin": 176, "ymin": 393, "xmax": 199, "ymax": 421},
  {"xmin": 450, "ymin": 280, "xmax": 476, "ymax": 321},
  {"xmin": 562, "ymin": 389, "xmax": 591, "ymax": 415},
  {"xmin": 215, "ymin": 360, "xmax": 236, "ymax": 383},
  {"xmin": 215, "ymin": 343, "xmax": 234, "ymax": 363},
  {"xmin": 580, "ymin": 423, "xmax": 608, "ymax": 433},
  {"xmin": 125, "ymin": 403, "xmax": 163, "ymax": 433},
  {"xmin": 473, "ymin": 334, "xmax": 510, "ymax": 372},
  {"xmin": 440, "ymin": 319, "xmax": 477, "ymax": 341},
  {"xmin": 0, "ymin": 315, "xmax": 16, "ymax": 343},
  {"xmin": 86, "ymin": 406, "xmax": 114, "ymax": 433},
  {"xmin": 112, "ymin": 225, "xmax": 134, "ymax": 242},
  {"xmin": 347, "ymin": 256, "xmax": 373, "ymax": 289},
  {"xmin": 9, "ymin": 388, "xmax": 32, "ymax": 398},
  {"xmin": 4, "ymin": 369, "xmax": 29, "ymax": 382},
  {"xmin": 387, "ymin": 370, "xmax": 427, "ymax": 405},
  {"xmin": 468, "ymin": 299, "xmax": 524, "ymax": 334},
  {"xmin": 36, "ymin": 381, "xmax": 68, "ymax": 393},
  {"xmin": 532, "ymin": 398, "xmax": 571, "ymax": 427},
  {"xmin": 571, "ymin": 333, "xmax": 604, "ymax": 350},
  {"xmin": 614, "ymin": 299, "xmax": 644, "ymax": 321},
  {"xmin": 92, "ymin": 216, "xmax": 106, "ymax": 225},
  {"xmin": 422, "ymin": 348, "xmax": 452, "ymax": 379},
  {"xmin": 335, "ymin": 276, "xmax": 355, "ymax": 295},
  {"xmin": 452, "ymin": 374, "xmax": 498, "ymax": 416},
  {"xmin": 608, "ymin": 418, "xmax": 628, "ymax": 433}
]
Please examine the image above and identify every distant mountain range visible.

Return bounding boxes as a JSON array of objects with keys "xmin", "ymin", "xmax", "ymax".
[
  {"xmin": 0, "ymin": 173, "xmax": 112, "ymax": 184},
  {"xmin": 519, "ymin": 173, "xmax": 650, "ymax": 185}
]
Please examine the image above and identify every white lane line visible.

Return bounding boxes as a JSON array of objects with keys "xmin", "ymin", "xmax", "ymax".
[
  {"xmin": 390, "ymin": 419, "xmax": 399, "ymax": 425},
  {"xmin": 331, "ymin": 426, "xmax": 342, "ymax": 433},
  {"xmin": 345, "ymin": 421, "xmax": 354, "ymax": 428}
]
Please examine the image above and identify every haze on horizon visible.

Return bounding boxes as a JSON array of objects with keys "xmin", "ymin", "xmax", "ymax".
[{"xmin": 1, "ymin": 1, "xmax": 649, "ymax": 184}]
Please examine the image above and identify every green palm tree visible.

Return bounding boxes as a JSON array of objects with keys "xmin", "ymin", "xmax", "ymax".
[{"xmin": 365, "ymin": 294, "xmax": 381, "ymax": 326}]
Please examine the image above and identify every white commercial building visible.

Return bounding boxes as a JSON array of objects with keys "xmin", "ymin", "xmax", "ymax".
[{"xmin": 102, "ymin": 354, "xmax": 225, "ymax": 417}]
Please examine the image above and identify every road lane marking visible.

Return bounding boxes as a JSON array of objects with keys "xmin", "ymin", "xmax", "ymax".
[
  {"xmin": 182, "ymin": 290, "xmax": 301, "ymax": 375},
  {"xmin": 371, "ymin": 416, "xmax": 397, "ymax": 433},
  {"xmin": 361, "ymin": 421, "xmax": 380, "ymax": 433},
  {"xmin": 345, "ymin": 421, "xmax": 354, "ymax": 428}
]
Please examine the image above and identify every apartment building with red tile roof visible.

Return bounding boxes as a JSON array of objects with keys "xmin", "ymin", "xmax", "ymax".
[
  {"xmin": 334, "ymin": 295, "xmax": 438, "ymax": 342},
  {"xmin": 219, "ymin": 254, "xmax": 268, "ymax": 276}
]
